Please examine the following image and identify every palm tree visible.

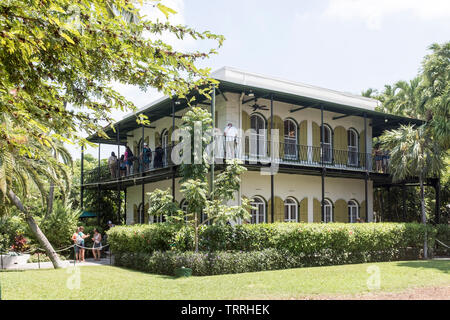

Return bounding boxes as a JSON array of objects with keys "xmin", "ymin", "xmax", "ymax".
[
  {"xmin": 45, "ymin": 141, "xmax": 73, "ymax": 221},
  {"xmin": 0, "ymin": 115, "xmax": 71, "ymax": 269},
  {"xmin": 380, "ymin": 124, "xmax": 444, "ymax": 259},
  {"xmin": 391, "ymin": 77, "xmax": 423, "ymax": 118}
]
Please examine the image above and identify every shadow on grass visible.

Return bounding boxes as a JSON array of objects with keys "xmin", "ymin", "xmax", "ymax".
[
  {"xmin": 112, "ymin": 265, "xmax": 177, "ymax": 280},
  {"xmin": 396, "ymin": 260, "xmax": 450, "ymax": 274}
]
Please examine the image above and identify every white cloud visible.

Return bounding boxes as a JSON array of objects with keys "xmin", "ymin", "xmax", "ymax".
[{"xmin": 324, "ymin": 0, "xmax": 450, "ymax": 30}]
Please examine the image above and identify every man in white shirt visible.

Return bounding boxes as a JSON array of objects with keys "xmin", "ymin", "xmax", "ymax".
[
  {"xmin": 224, "ymin": 123, "xmax": 238, "ymax": 159},
  {"xmin": 108, "ymin": 152, "xmax": 118, "ymax": 179}
]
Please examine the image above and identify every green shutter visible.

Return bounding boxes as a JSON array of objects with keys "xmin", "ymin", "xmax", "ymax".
[
  {"xmin": 312, "ymin": 122, "xmax": 321, "ymax": 162},
  {"xmin": 359, "ymin": 130, "xmax": 366, "ymax": 168},
  {"xmin": 299, "ymin": 120, "xmax": 307, "ymax": 161},
  {"xmin": 333, "ymin": 126, "xmax": 348, "ymax": 165},
  {"xmin": 268, "ymin": 116, "xmax": 284, "ymax": 158},
  {"xmin": 133, "ymin": 204, "xmax": 138, "ymax": 224},
  {"xmin": 334, "ymin": 199, "xmax": 348, "ymax": 222},
  {"xmin": 360, "ymin": 200, "xmax": 366, "ymax": 222},
  {"xmin": 313, "ymin": 198, "xmax": 321, "ymax": 222},
  {"xmin": 299, "ymin": 197, "xmax": 308, "ymax": 222}
]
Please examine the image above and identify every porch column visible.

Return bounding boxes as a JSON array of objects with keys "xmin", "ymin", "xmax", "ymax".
[
  {"xmin": 172, "ymin": 99, "xmax": 176, "ymax": 201},
  {"xmin": 321, "ymin": 104, "xmax": 325, "ymax": 222},
  {"xmin": 141, "ymin": 121, "xmax": 145, "ymax": 223},
  {"xmin": 210, "ymin": 85, "xmax": 216, "ymax": 195},
  {"xmin": 402, "ymin": 183, "xmax": 407, "ymax": 221},
  {"xmin": 364, "ymin": 112, "xmax": 369, "ymax": 221},
  {"xmin": 117, "ymin": 124, "xmax": 121, "ymax": 223},
  {"xmin": 80, "ymin": 145, "xmax": 84, "ymax": 210},
  {"xmin": 435, "ymin": 177, "xmax": 441, "ymax": 224},
  {"xmin": 270, "ymin": 93, "xmax": 274, "ymax": 223},
  {"xmin": 97, "ymin": 142, "xmax": 101, "ymax": 225}
]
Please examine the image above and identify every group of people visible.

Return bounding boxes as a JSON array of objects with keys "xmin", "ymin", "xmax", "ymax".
[
  {"xmin": 71, "ymin": 221, "xmax": 115, "ymax": 262},
  {"xmin": 107, "ymin": 144, "xmax": 166, "ymax": 179},
  {"xmin": 373, "ymin": 144, "xmax": 390, "ymax": 173}
]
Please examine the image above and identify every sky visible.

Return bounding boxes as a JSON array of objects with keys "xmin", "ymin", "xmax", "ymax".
[{"xmin": 75, "ymin": 0, "xmax": 450, "ymax": 160}]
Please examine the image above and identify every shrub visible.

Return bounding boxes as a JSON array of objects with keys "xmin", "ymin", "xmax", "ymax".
[
  {"xmin": 108, "ymin": 222, "xmax": 438, "ymax": 256},
  {"xmin": 114, "ymin": 247, "xmax": 421, "ymax": 276},
  {"xmin": 0, "ymin": 215, "xmax": 28, "ymax": 250},
  {"xmin": 37, "ymin": 201, "xmax": 81, "ymax": 249},
  {"xmin": 434, "ymin": 224, "xmax": 450, "ymax": 255}
]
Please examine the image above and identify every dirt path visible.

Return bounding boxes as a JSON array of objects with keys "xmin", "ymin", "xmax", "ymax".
[{"xmin": 305, "ymin": 286, "xmax": 450, "ymax": 300}]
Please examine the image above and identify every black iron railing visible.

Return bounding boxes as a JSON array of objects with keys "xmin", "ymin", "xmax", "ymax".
[{"xmin": 84, "ymin": 138, "xmax": 390, "ymax": 184}]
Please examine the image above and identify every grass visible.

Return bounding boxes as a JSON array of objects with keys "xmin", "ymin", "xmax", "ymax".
[{"xmin": 0, "ymin": 260, "xmax": 449, "ymax": 300}]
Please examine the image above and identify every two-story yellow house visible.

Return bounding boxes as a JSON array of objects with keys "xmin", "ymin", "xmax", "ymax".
[{"xmin": 84, "ymin": 67, "xmax": 435, "ymax": 225}]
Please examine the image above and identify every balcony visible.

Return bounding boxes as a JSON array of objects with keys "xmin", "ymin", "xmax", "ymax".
[{"xmin": 83, "ymin": 136, "xmax": 391, "ymax": 187}]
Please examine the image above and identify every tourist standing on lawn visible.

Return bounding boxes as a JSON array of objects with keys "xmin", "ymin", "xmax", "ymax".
[
  {"xmin": 71, "ymin": 227, "xmax": 81, "ymax": 262},
  {"xmin": 91, "ymin": 228, "xmax": 102, "ymax": 261},
  {"xmin": 77, "ymin": 226, "xmax": 90, "ymax": 262}
]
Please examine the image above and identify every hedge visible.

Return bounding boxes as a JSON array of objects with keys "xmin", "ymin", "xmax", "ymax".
[
  {"xmin": 113, "ymin": 247, "xmax": 421, "ymax": 276},
  {"xmin": 107, "ymin": 222, "xmax": 441, "ymax": 255},
  {"xmin": 107, "ymin": 223, "xmax": 446, "ymax": 275}
]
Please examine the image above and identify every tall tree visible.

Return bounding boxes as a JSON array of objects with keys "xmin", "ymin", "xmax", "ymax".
[
  {"xmin": 0, "ymin": 0, "xmax": 223, "ymax": 268},
  {"xmin": 380, "ymin": 124, "xmax": 444, "ymax": 258},
  {"xmin": 0, "ymin": 114, "xmax": 71, "ymax": 268}
]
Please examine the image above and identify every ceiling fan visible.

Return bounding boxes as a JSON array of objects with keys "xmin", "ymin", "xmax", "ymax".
[{"xmin": 249, "ymin": 99, "xmax": 269, "ymax": 112}]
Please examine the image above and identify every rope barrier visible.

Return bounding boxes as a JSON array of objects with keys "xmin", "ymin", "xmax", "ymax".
[
  {"xmin": 74, "ymin": 243, "xmax": 110, "ymax": 250},
  {"xmin": 435, "ymin": 239, "xmax": 450, "ymax": 249}
]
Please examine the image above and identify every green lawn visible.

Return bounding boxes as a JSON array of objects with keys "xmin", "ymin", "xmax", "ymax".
[{"xmin": 1, "ymin": 260, "xmax": 449, "ymax": 300}]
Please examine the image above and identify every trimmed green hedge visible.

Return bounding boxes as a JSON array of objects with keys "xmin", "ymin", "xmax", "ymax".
[
  {"xmin": 114, "ymin": 247, "xmax": 421, "ymax": 276},
  {"xmin": 107, "ymin": 223, "xmax": 446, "ymax": 275},
  {"xmin": 107, "ymin": 223, "xmax": 440, "ymax": 255}
]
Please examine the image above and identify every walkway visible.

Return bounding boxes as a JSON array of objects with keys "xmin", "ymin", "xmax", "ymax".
[{"xmin": 1, "ymin": 257, "xmax": 114, "ymax": 271}]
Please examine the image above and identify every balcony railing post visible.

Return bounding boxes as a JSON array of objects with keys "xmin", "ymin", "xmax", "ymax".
[{"xmin": 80, "ymin": 145, "xmax": 84, "ymax": 210}]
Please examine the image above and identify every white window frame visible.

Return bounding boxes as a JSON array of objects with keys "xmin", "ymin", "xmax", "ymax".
[
  {"xmin": 284, "ymin": 197, "xmax": 298, "ymax": 222},
  {"xmin": 284, "ymin": 119, "xmax": 298, "ymax": 160},
  {"xmin": 323, "ymin": 199, "xmax": 333, "ymax": 223},
  {"xmin": 321, "ymin": 125, "xmax": 332, "ymax": 163},
  {"xmin": 250, "ymin": 196, "xmax": 266, "ymax": 224},
  {"xmin": 250, "ymin": 114, "xmax": 266, "ymax": 158},
  {"xmin": 348, "ymin": 200, "xmax": 359, "ymax": 223},
  {"xmin": 348, "ymin": 129, "xmax": 358, "ymax": 166}
]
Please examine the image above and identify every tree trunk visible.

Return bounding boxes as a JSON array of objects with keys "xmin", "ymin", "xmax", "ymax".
[
  {"xmin": 7, "ymin": 189, "xmax": 63, "ymax": 269},
  {"xmin": 44, "ymin": 181, "xmax": 55, "ymax": 221},
  {"xmin": 194, "ymin": 212, "xmax": 199, "ymax": 253},
  {"xmin": 420, "ymin": 175, "xmax": 428, "ymax": 259}
]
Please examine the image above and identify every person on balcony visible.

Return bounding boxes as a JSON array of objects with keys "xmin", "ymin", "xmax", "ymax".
[
  {"xmin": 224, "ymin": 122, "xmax": 238, "ymax": 159},
  {"xmin": 141, "ymin": 143, "xmax": 152, "ymax": 171},
  {"xmin": 119, "ymin": 155, "xmax": 126, "ymax": 177},
  {"xmin": 108, "ymin": 152, "xmax": 118, "ymax": 179},
  {"xmin": 154, "ymin": 144, "xmax": 164, "ymax": 168},
  {"xmin": 124, "ymin": 146, "xmax": 134, "ymax": 175},
  {"xmin": 374, "ymin": 144, "xmax": 383, "ymax": 173}
]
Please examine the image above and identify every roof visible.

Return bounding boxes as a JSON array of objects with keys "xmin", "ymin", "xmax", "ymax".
[
  {"xmin": 80, "ymin": 211, "xmax": 97, "ymax": 218},
  {"xmin": 87, "ymin": 66, "xmax": 423, "ymax": 144}
]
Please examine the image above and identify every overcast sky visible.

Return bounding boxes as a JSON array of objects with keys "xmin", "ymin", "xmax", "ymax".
[{"xmin": 74, "ymin": 0, "xmax": 450, "ymax": 160}]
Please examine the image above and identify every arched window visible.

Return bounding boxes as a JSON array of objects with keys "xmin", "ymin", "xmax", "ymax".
[
  {"xmin": 180, "ymin": 199, "xmax": 188, "ymax": 213},
  {"xmin": 321, "ymin": 125, "xmax": 333, "ymax": 163},
  {"xmin": 250, "ymin": 114, "xmax": 266, "ymax": 157},
  {"xmin": 347, "ymin": 128, "xmax": 358, "ymax": 166},
  {"xmin": 284, "ymin": 197, "xmax": 298, "ymax": 222},
  {"xmin": 284, "ymin": 119, "xmax": 298, "ymax": 160},
  {"xmin": 250, "ymin": 196, "xmax": 266, "ymax": 224},
  {"xmin": 348, "ymin": 200, "xmax": 359, "ymax": 223},
  {"xmin": 323, "ymin": 199, "xmax": 333, "ymax": 223}
]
